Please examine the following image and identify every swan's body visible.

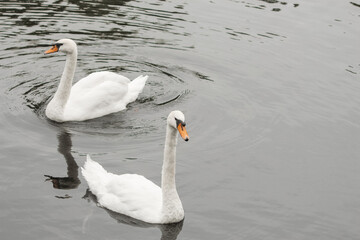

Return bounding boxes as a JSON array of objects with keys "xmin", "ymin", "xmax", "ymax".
[
  {"xmin": 82, "ymin": 111, "xmax": 189, "ymax": 224},
  {"xmin": 44, "ymin": 39, "xmax": 147, "ymax": 122}
]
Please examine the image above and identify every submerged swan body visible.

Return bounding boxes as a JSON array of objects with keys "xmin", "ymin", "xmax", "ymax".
[
  {"xmin": 44, "ymin": 39, "xmax": 147, "ymax": 122},
  {"xmin": 82, "ymin": 110, "xmax": 189, "ymax": 224}
]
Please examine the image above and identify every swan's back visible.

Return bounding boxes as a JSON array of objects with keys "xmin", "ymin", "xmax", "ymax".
[
  {"xmin": 72, "ymin": 71, "xmax": 130, "ymax": 91},
  {"xmin": 63, "ymin": 72, "xmax": 147, "ymax": 121},
  {"xmin": 82, "ymin": 155, "xmax": 163, "ymax": 223}
]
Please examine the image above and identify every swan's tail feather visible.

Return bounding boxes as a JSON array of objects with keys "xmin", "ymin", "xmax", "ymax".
[
  {"xmin": 130, "ymin": 75, "xmax": 148, "ymax": 93},
  {"xmin": 125, "ymin": 75, "xmax": 148, "ymax": 103},
  {"xmin": 81, "ymin": 155, "xmax": 109, "ymax": 195}
]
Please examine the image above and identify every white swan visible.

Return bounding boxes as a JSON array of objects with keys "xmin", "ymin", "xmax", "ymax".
[
  {"xmin": 44, "ymin": 39, "xmax": 147, "ymax": 122},
  {"xmin": 82, "ymin": 110, "xmax": 189, "ymax": 224}
]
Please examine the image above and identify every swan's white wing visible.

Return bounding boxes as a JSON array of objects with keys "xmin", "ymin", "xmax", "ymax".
[
  {"xmin": 82, "ymin": 156, "xmax": 163, "ymax": 224},
  {"xmin": 71, "ymin": 71, "xmax": 130, "ymax": 92},
  {"xmin": 48, "ymin": 69, "xmax": 147, "ymax": 121},
  {"xmin": 99, "ymin": 173, "xmax": 163, "ymax": 223},
  {"xmin": 64, "ymin": 72, "xmax": 129, "ymax": 121}
]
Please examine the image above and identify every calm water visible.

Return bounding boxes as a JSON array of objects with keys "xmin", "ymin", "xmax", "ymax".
[{"xmin": 0, "ymin": 0, "xmax": 359, "ymax": 239}]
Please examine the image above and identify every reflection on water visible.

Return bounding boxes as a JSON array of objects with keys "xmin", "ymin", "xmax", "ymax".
[
  {"xmin": 242, "ymin": 0, "xmax": 300, "ymax": 11},
  {"xmin": 0, "ymin": 0, "xmax": 191, "ymax": 48},
  {"xmin": 64, "ymin": 0, "xmax": 132, "ymax": 16},
  {"xmin": 83, "ymin": 189, "xmax": 183, "ymax": 240},
  {"xmin": 45, "ymin": 130, "xmax": 80, "ymax": 196}
]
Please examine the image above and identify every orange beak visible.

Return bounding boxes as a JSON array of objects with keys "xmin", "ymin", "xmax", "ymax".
[
  {"xmin": 45, "ymin": 45, "xmax": 59, "ymax": 54},
  {"xmin": 177, "ymin": 123, "xmax": 189, "ymax": 141}
]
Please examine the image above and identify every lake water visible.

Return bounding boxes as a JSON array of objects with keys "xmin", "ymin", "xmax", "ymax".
[{"xmin": 0, "ymin": 0, "xmax": 359, "ymax": 239}]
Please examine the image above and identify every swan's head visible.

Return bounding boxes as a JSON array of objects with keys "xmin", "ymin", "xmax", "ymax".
[
  {"xmin": 167, "ymin": 110, "xmax": 189, "ymax": 141},
  {"xmin": 44, "ymin": 39, "xmax": 77, "ymax": 55}
]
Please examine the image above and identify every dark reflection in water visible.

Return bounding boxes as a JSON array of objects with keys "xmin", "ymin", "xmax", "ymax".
[
  {"xmin": 83, "ymin": 189, "xmax": 183, "ymax": 240},
  {"xmin": 45, "ymin": 130, "xmax": 80, "ymax": 196},
  {"xmin": 0, "ymin": 0, "xmax": 191, "ymax": 48},
  {"xmin": 350, "ymin": 2, "xmax": 360, "ymax": 8},
  {"xmin": 242, "ymin": 0, "xmax": 300, "ymax": 11},
  {"xmin": 64, "ymin": 0, "xmax": 132, "ymax": 16}
]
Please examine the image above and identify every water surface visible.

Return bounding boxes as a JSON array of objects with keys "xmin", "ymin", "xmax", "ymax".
[{"xmin": 0, "ymin": 0, "xmax": 359, "ymax": 239}]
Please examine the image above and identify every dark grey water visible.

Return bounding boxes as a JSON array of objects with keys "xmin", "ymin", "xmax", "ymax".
[{"xmin": 1, "ymin": 0, "xmax": 359, "ymax": 239}]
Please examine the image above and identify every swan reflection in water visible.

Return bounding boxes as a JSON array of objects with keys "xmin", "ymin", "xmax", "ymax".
[
  {"xmin": 45, "ymin": 130, "xmax": 80, "ymax": 197},
  {"xmin": 83, "ymin": 189, "xmax": 183, "ymax": 240}
]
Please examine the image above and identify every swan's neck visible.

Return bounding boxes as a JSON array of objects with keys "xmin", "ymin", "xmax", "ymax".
[
  {"xmin": 161, "ymin": 125, "xmax": 183, "ymax": 222},
  {"xmin": 162, "ymin": 125, "xmax": 177, "ymax": 191},
  {"xmin": 52, "ymin": 51, "xmax": 77, "ymax": 109}
]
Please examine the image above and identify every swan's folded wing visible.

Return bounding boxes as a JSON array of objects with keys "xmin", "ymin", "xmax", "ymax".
[
  {"xmin": 71, "ymin": 71, "xmax": 130, "ymax": 91},
  {"xmin": 98, "ymin": 173, "xmax": 163, "ymax": 224},
  {"xmin": 65, "ymin": 79, "xmax": 129, "ymax": 121}
]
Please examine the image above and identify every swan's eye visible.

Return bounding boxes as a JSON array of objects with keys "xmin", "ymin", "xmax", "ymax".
[
  {"xmin": 175, "ymin": 118, "xmax": 186, "ymax": 127},
  {"xmin": 55, "ymin": 43, "xmax": 63, "ymax": 50}
]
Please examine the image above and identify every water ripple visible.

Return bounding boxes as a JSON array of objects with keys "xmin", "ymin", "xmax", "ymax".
[{"xmin": 0, "ymin": 0, "xmax": 193, "ymax": 50}]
